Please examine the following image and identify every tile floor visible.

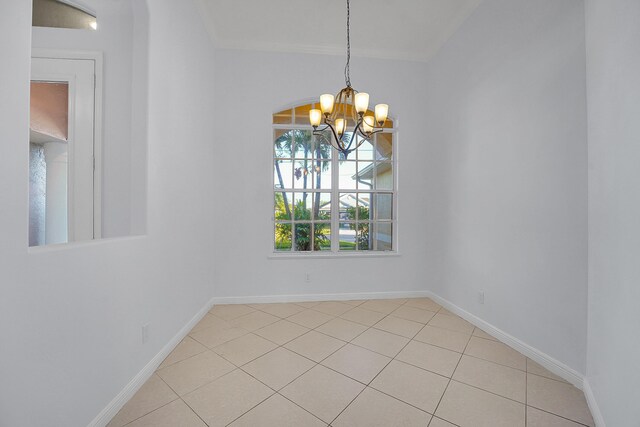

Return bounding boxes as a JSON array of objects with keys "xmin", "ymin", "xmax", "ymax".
[{"xmin": 107, "ymin": 298, "xmax": 595, "ymax": 427}]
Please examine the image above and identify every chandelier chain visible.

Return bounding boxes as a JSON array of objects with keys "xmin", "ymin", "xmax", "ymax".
[{"xmin": 344, "ymin": 0, "xmax": 351, "ymax": 87}]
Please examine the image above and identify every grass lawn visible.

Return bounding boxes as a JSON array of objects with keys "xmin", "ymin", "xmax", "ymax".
[{"xmin": 275, "ymin": 240, "xmax": 356, "ymax": 251}]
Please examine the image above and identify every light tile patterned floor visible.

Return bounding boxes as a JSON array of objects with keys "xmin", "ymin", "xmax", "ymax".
[{"xmin": 107, "ymin": 298, "xmax": 595, "ymax": 427}]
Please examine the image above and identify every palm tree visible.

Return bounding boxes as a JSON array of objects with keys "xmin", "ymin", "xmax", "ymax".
[
  {"xmin": 313, "ymin": 131, "xmax": 332, "ymax": 218},
  {"xmin": 274, "ymin": 130, "xmax": 331, "ymax": 214},
  {"xmin": 274, "ymin": 132, "xmax": 293, "ymax": 218},
  {"xmin": 274, "ymin": 129, "xmax": 332, "ymax": 250}
]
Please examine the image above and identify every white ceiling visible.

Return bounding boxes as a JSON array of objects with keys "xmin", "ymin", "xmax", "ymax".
[{"xmin": 195, "ymin": 0, "xmax": 483, "ymax": 62}]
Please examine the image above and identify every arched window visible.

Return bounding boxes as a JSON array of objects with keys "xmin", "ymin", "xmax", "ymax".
[{"xmin": 273, "ymin": 102, "xmax": 396, "ymax": 253}]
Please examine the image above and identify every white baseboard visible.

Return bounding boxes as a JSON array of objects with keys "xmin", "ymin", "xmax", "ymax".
[
  {"xmin": 583, "ymin": 378, "xmax": 606, "ymax": 427},
  {"xmin": 210, "ymin": 290, "xmax": 431, "ymax": 305},
  {"xmin": 424, "ymin": 291, "xmax": 585, "ymax": 389},
  {"xmin": 87, "ymin": 297, "xmax": 216, "ymax": 427}
]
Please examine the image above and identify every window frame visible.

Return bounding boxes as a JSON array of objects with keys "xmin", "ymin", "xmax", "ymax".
[{"xmin": 271, "ymin": 102, "xmax": 398, "ymax": 257}]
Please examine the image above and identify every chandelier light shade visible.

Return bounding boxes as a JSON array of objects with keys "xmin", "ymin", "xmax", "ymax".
[{"xmin": 309, "ymin": 0, "xmax": 390, "ymax": 158}]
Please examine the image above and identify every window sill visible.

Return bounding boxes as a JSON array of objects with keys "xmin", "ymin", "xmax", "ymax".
[
  {"xmin": 27, "ymin": 234, "xmax": 147, "ymax": 254},
  {"xmin": 268, "ymin": 251, "xmax": 401, "ymax": 260}
]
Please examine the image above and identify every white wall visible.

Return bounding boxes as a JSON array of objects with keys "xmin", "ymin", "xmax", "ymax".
[
  {"xmin": 0, "ymin": 1, "xmax": 217, "ymax": 425},
  {"xmin": 5, "ymin": 0, "xmax": 635, "ymax": 424},
  {"xmin": 32, "ymin": 0, "xmax": 138, "ymax": 238},
  {"xmin": 585, "ymin": 0, "xmax": 640, "ymax": 425},
  {"xmin": 211, "ymin": 48, "xmax": 430, "ymax": 299},
  {"xmin": 422, "ymin": 0, "xmax": 589, "ymax": 372}
]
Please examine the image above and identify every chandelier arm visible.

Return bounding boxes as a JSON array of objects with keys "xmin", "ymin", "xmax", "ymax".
[
  {"xmin": 355, "ymin": 121, "xmax": 384, "ymax": 138},
  {"xmin": 344, "ymin": 127, "xmax": 360, "ymax": 152},
  {"xmin": 313, "ymin": 122, "xmax": 345, "ymax": 153},
  {"xmin": 352, "ymin": 128, "xmax": 370, "ymax": 152}
]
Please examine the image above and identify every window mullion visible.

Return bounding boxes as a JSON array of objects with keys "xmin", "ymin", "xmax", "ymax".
[
  {"xmin": 331, "ymin": 146, "xmax": 339, "ymax": 252},
  {"xmin": 373, "ymin": 132, "xmax": 377, "ymax": 251},
  {"xmin": 291, "ymin": 134, "xmax": 296, "ymax": 252}
]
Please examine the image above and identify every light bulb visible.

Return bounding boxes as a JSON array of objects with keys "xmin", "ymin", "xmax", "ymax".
[
  {"xmin": 320, "ymin": 94, "xmax": 335, "ymax": 116},
  {"xmin": 309, "ymin": 109, "xmax": 322, "ymax": 127},
  {"xmin": 335, "ymin": 118, "xmax": 346, "ymax": 137},
  {"xmin": 375, "ymin": 104, "xmax": 388, "ymax": 126},
  {"xmin": 355, "ymin": 92, "xmax": 369, "ymax": 114},
  {"xmin": 363, "ymin": 115, "xmax": 375, "ymax": 133},
  {"xmin": 90, "ymin": 21, "xmax": 98, "ymax": 30}
]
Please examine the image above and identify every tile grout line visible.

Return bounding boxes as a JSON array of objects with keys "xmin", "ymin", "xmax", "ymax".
[
  {"xmin": 171, "ymin": 302, "xmax": 516, "ymax": 415},
  {"xmin": 429, "ymin": 325, "xmax": 474, "ymax": 424},
  {"xmin": 326, "ymin": 301, "xmax": 408, "ymax": 426},
  {"xmin": 457, "ymin": 349, "xmax": 527, "ymax": 373},
  {"xmin": 156, "ymin": 343, "xmax": 209, "ymax": 371},
  {"xmin": 526, "ymin": 358, "xmax": 528, "ymax": 426},
  {"xmin": 447, "ymin": 378, "xmax": 526, "ymax": 406},
  {"xmin": 325, "ymin": 299, "xmax": 430, "ymax": 426},
  {"xmin": 525, "ymin": 404, "xmax": 592, "ymax": 427},
  {"xmin": 186, "ymin": 338, "xmax": 574, "ymax": 426},
  {"xmin": 116, "ymin": 390, "xmax": 180, "ymax": 427},
  {"xmin": 275, "ymin": 391, "xmax": 333, "ymax": 426},
  {"xmin": 115, "ymin": 299, "xmax": 592, "ymax": 427},
  {"xmin": 156, "ymin": 373, "xmax": 209, "ymax": 427},
  {"xmin": 427, "ymin": 415, "xmax": 462, "ymax": 427},
  {"xmin": 321, "ymin": 298, "xmax": 446, "ymax": 426},
  {"xmin": 217, "ymin": 339, "xmax": 327, "ymax": 425},
  {"xmin": 187, "ymin": 302, "xmax": 453, "ymax": 374}
]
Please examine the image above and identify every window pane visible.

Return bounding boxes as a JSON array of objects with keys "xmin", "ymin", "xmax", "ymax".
[
  {"xmin": 376, "ymin": 133, "xmax": 393, "ymax": 160},
  {"xmin": 357, "ymin": 222, "xmax": 372, "ymax": 250},
  {"xmin": 293, "ymin": 193, "xmax": 312, "ymax": 220},
  {"xmin": 294, "ymin": 104, "xmax": 316, "ymax": 125},
  {"xmin": 357, "ymin": 161, "xmax": 374, "ymax": 189},
  {"xmin": 313, "ymin": 156, "xmax": 332, "ymax": 189},
  {"xmin": 274, "ymin": 129, "xmax": 293, "ymax": 158},
  {"xmin": 313, "ymin": 134, "xmax": 332, "ymax": 157},
  {"xmin": 357, "ymin": 194, "xmax": 371, "ymax": 220},
  {"xmin": 375, "ymin": 193, "xmax": 393, "ymax": 220},
  {"xmin": 33, "ymin": 0, "xmax": 97, "ymax": 30},
  {"xmin": 357, "ymin": 138, "xmax": 374, "ymax": 161},
  {"xmin": 313, "ymin": 192, "xmax": 331, "ymax": 220},
  {"xmin": 339, "ymin": 193, "xmax": 357, "ymax": 222},
  {"xmin": 374, "ymin": 223, "xmax": 393, "ymax": 251},
  {"xmin": 274, "ymin": 159, "xmax": 292, "ymax": 189},
  {"xmin": 294, "ymin": 223, "xmax": 312, "ymax": 251},
  {"xmin": 315, "ymin": 130, "xmax": 332, "ymax": 150},
  {"xmin": 294, "ymin": 130, "xmax": 314, "ymax": 159},
  {"xmin": 275, "ymin": 223, "xmax": 292, "ymax": 251},
  {"xmin": 273, "ymin": 109, "xmax": 292, "ymax": 124},
  {"xmin": 374, "ymin": 162, "xmax": 393, "ymax": 190},
  {"xmin": 294, "ymin": 160, "xmax": 313, "ymax": 190},
  {"xmin": 338, "ymin": 161, "xmax": 357, "ymax": 189},
  {"xmin": 29, "ymin": 144, "xmax": 46, "ymax": 247},
  {"xmin": 315, "ymin": 222, "xmax": 331, "ymax": 251},
  {"xmin": 339, "ymin": 222, "xmax": 356, "ymax": 251},
  {"xmin": 274, "ymin": 192, "xmax": 293, "ymax": 220}
]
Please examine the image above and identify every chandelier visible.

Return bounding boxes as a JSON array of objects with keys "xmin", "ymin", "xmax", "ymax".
[{"xmin": 308, "ymin": 0, "xmax": 389, "ymax": 158}]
